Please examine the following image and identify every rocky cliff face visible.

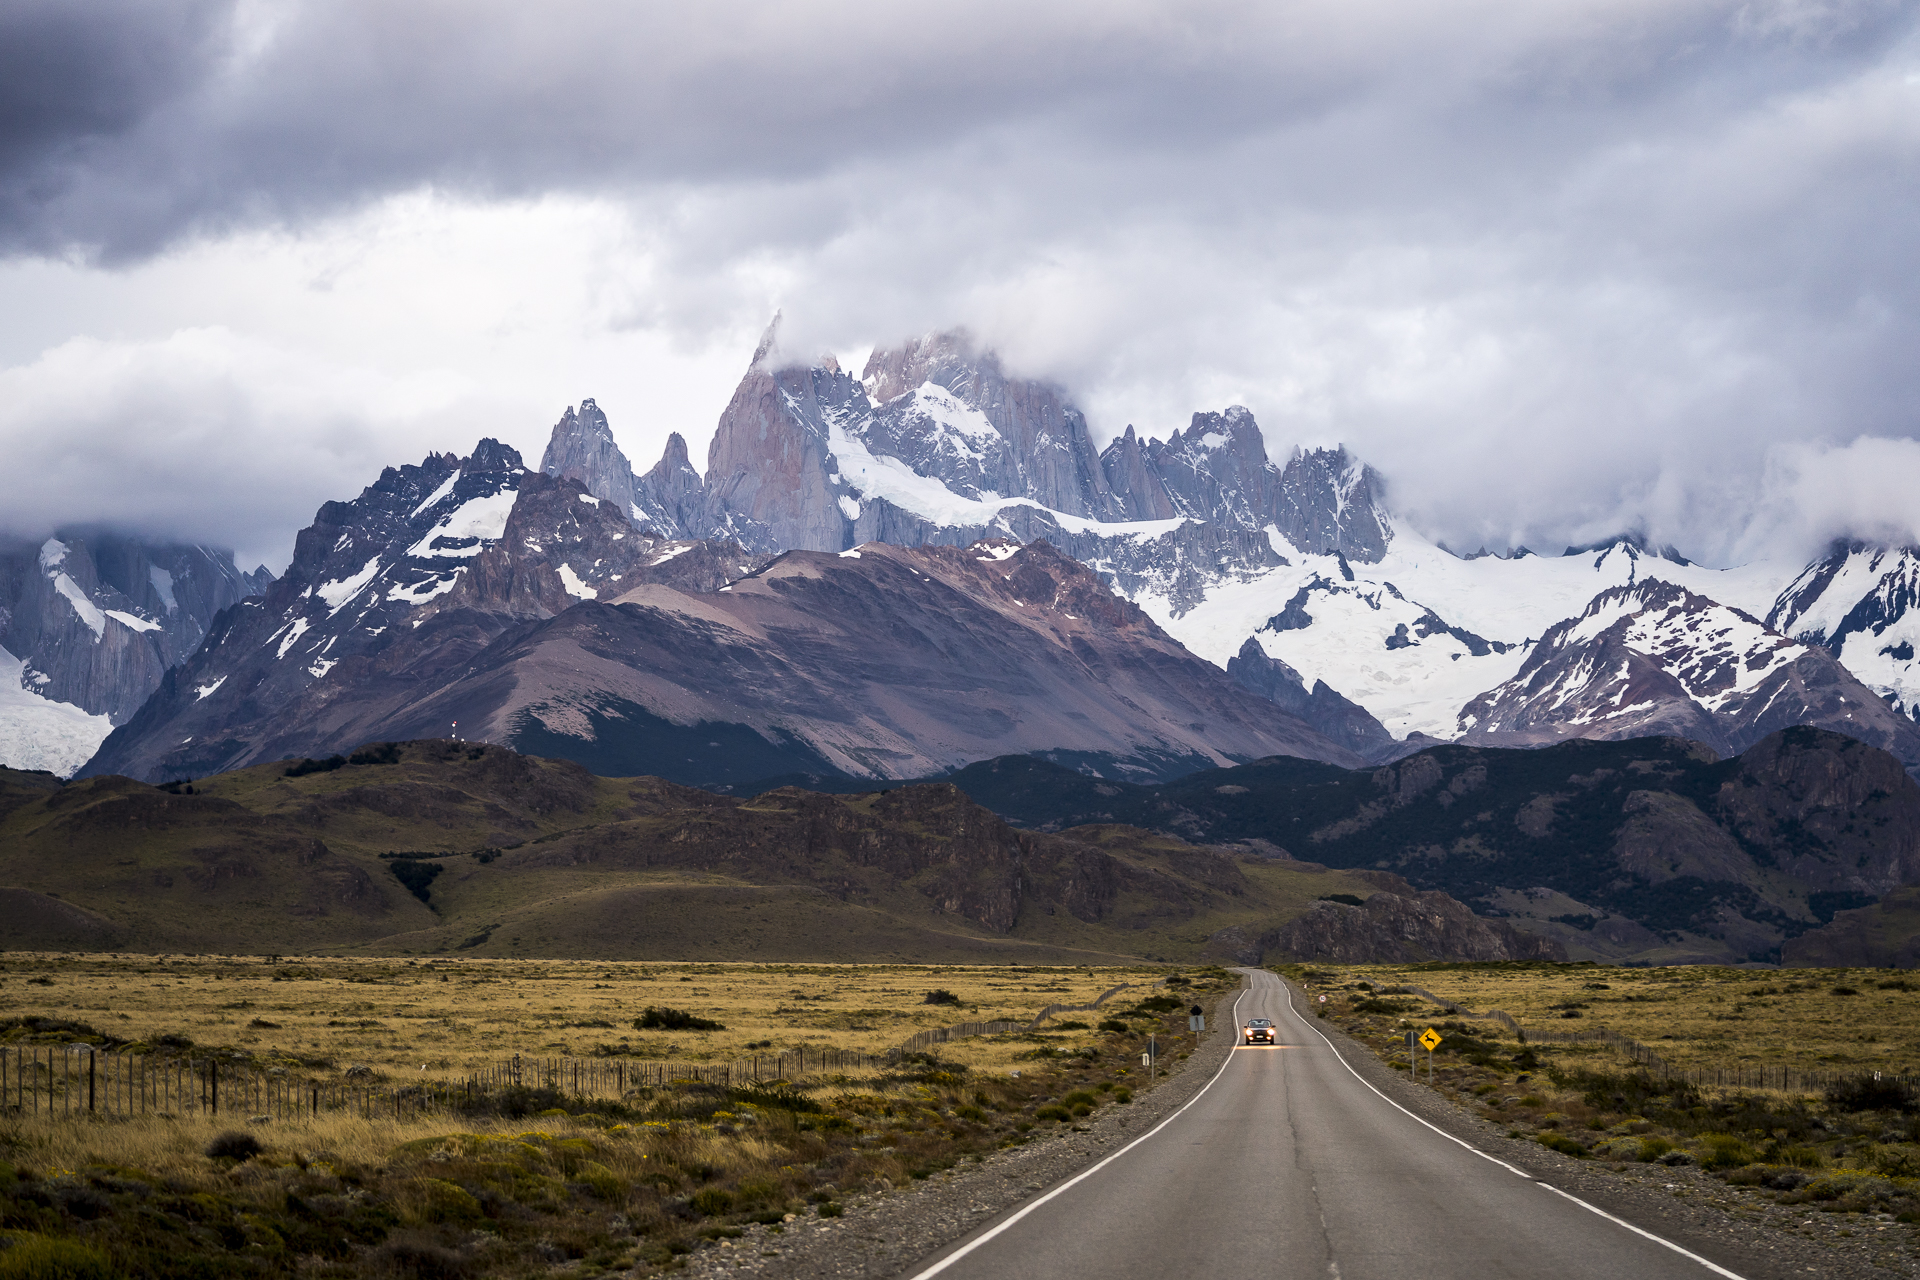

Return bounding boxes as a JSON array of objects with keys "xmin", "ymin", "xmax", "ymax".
[
  {"xmin": 548, "ymin": 326, "xmax": 1395, "ymax": 588},
  {"xmin": 0, "ymin": 534, "xmax": 267, "ymax": 774},
  {"xmin": 1262, "ymin": 883, "xmax": 1566, "ymax": 964},
  {"xmin": 81, "ymin": 438, "xmax": 765, "ymax": 783},
  {"xmin": 1225, "ymin": 637, "xmax": 1395, "ymax": 759}
]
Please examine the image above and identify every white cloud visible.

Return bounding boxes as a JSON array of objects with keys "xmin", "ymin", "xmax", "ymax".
[{"xmin": 0, "ymin": 0, "xmax": 1914, "ymax": 570}]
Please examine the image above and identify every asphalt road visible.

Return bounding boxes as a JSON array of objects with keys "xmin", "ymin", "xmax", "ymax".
[{"xmin": 904, "ymin": 968, "xmax": 1746, "ymax": 1280}]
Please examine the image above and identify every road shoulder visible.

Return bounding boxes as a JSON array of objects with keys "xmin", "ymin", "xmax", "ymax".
[{"xmin": 675, "ymin": 981, "xmax": 1249, "ymax": 1280}]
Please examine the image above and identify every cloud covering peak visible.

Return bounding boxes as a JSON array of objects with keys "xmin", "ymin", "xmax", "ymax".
[{"xmin": 2, "ymin": 0, "xmax": 1917, "ymax": 568}]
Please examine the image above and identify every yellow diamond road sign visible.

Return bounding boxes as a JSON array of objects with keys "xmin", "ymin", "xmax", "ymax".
[{"xmin": 1419, "ymin": 1028, "xmax": 1442, "ymax": 1052}]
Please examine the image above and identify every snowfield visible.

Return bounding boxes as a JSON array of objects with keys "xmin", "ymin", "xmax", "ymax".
[
  {"xmin": 1138, "ymin": 521, "xmax": 1796, "ymax": 741},
  {"xmin": 0, "ymin": 645, "xmax": 114, "ymax": 777}
]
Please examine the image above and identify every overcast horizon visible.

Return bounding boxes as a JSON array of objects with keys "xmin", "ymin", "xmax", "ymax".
[{"xmin": 4, "ymin": 0, "xmax": 1918, "ymax": 574}]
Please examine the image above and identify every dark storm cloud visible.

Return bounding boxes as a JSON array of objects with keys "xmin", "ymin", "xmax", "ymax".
[
  {"xmin": 3, "ymin": 1, "xmax": 1918, "ymax": 566},
  {"xmin": 9, "ymin": 1, "xmax": 1909, "ymax": 258}
]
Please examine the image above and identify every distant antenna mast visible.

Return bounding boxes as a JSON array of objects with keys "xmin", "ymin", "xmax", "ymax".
[{"xmin": 451, "ymin": 720, "xmax": 459, "ymax": 741}]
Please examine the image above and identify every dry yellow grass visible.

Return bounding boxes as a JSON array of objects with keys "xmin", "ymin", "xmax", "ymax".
[
  {"xmin": 2, "ymin": 952, "xmax": 1171, "ymax": 1080},
  {"xmin": 1290, "ymin": 962, "xmax": 1920, "ymax": 1077},
  {"xmin": 0, "ymin": 960, "xmax": 1236, "ymax": 1277}
]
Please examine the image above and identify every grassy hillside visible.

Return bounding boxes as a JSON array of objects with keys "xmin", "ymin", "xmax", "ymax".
[{"xmin": 0, "ymin": 743, "xmax": 1384, "ymax": 962}]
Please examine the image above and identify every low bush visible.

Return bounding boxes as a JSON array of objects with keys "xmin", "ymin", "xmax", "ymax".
[
  {"xmin": 204, "ymin": 1131, "xmax": 262, "ymax": 1162},
  {"xmin": 1034, "ymin": 1105, "xmax": 1071, "ymax": 1122},
  {"xmin": 1097, "ymin": 1019, "xmax": 1128, "ymax": 1034},
  {"xmin": 1826, "ymin": 1075, "xmax": 1917, "ymax": 1113},
  {"xmin": 387, "ymin": 859, "xmax": 445, "ymax": 905},
  {"xmin": 0, "ymin": 1234, "xmax": 117, "ymax": 1280},
  {"xmin": 689, "ymin": 1189, "xmax": 734, "ymax": 1216},
  {"xmin": 348, "ymin": 742, "xmax": 403, "ymax": 766},
  {"xmin": 635, "ymin": 1007, "xmax": 725, "ymax": 1031},
  {"xmin": 283, "ymin": 755, "xmax": 346, "ymax": 778},
  {"xmin": 922, "ymin": 990, "xmax": 962, "ymax": 1006}
]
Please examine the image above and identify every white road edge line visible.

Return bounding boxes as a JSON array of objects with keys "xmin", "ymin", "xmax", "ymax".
[
  {"xmin": 900, "ymin": 986, "xmax": 1252, "ymax": 1280},
  {"xmin": 1279, "ymin": 974, "xmax": 1749, "ymax": 1280}
]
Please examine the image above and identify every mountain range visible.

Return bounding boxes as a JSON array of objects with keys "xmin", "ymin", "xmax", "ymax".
[
  {"xmin": 928, "ymin": 726, "xmax": 1920, "ymax": 967},
  {"xmin": 532, "ymin": 323, "xmax": 1920, "ymax": 776},
  {"xmin": 4, "ymin": 321, "xmax": 1919, "ymax": 816}
]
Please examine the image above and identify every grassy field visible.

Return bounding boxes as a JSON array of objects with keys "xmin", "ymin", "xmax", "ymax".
[
  {"xmin": 0, "ymin": 957, "xmax": 1238, "ymax": 1278},
  {"xmin": 0, "ymin": 954, "xmax": 1183, "ymax": 1079},
  {"xmin": 1291, "ymin": 961, "xmax": 1920, "ymax": 1076}
]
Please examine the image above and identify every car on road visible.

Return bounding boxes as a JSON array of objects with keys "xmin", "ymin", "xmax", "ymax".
[{"xmin": 1243, "ymin": 1017, "xmax": 1276, "ymax": 1045}]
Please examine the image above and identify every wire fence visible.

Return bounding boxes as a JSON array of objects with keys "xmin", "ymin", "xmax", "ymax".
[
  {"xmin": 0, "ymin": 1043, "xmax": 895, "ymax": 1123},
  {"xmin": 1384, "ymin": 983, "xmax": 1916, "ymax": 1093},
  {"xmin": 4, "ymin": 983, "xmax": 1172, "ymax": 1124}
]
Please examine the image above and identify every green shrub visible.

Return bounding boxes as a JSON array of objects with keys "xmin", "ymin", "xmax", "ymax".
[
  {"xmin": 636, "ymin": 1007, "xmax": 725, "ymax": 1031},
  {"xmin": 1536, "ymin": 1133, "xmax": 1589, "ymax": 1157},
  {"xmin": 1699, "ymin": 1134, "xmax": 1757, "ymax": 1169},
  {"xmin": 1034, "ymin": 1105, "xmax": 1070, "ymax": 1122},
  {"xmin": 1097, "ymin": 1019, "xmax": 1128, "ymax": 1034},
  {"xmin": 1111, "ymin": 1088, "xmax": 1132, "ymax": 1104},
  {"xmin": 923, "ymin": 990, "xmax": 962, "ymax": 1006},
  {"xmin": 689, "ymin": 1188, "xmax": 735, "ymax": 1216},
  {"xmin": 818, "ymin": 1202, "xmax": 844, "ymax": 1218},
  {"xmin": 1636, "ymin": 1136, "xmax": 1673, "ymax": 1162},
  {"xmin": 283, "ymin": 755, "xmax": 346, "ymax": 778},
  {"xmin": 204, "ymin": 1131, "xmax": 262, "ymax": 1162},
  {"xmin": 1826, "ymin": 1075, "xmax": 1916, "ymax": 1113},
  {"xmin": 0, "ymin": 1235, "xmax": 116, "ymax": 1280},
  {"xmin": 1061, "ymin": 1091, "xmax": 1098, "ymax": 1109}
]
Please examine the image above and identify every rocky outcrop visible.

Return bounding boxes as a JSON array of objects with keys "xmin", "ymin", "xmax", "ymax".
[
  {"xmin": 1780, "ymin": 887, "xmax": 1920, "ymax": 968},
  {"xmin": 1265, "ymin": 886, "xmax": 1567, "ymax": 963},
  {"xmin": 540, "ymin": 398, "xmax": 641, "ymax": 521},
  {"xmin": 1227, "ymin": 637, "xmax": 1394, "ymax": 759}
]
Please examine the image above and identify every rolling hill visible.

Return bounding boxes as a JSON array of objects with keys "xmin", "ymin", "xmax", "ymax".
[{"xmin": 0, "ymin": 741, "xmax": 1544, "ymax": 964}]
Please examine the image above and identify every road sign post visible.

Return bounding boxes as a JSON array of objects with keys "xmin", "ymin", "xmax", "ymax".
[
  {"xmin": 1419, "ymin": 1027, "xmax": 1442, "ymax": 1084},
  {"xmin": 1189, "ymin": 1004, "xmax": 1204, "ymax": 1033}
]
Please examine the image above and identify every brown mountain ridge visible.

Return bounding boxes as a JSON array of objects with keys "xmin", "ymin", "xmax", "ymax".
[{"xmin": 0, "ymin": 741, "xmax": 1549, "ymax": 965}]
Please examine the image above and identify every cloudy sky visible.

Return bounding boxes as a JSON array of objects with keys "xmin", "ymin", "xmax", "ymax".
[{"xmin": 3, "ymin": 0, "xmax": 1917, "ymax": 571}]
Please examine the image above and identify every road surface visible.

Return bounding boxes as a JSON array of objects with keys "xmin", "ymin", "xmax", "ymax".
[{"xmin": 905, "ymin": 968, "xmax": 1744, "ymax": 1280}]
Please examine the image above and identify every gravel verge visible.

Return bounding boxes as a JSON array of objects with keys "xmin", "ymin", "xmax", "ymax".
[{"xmin": 671, "ymin": 982, "xmax": 1247, "ymax": 1279}]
